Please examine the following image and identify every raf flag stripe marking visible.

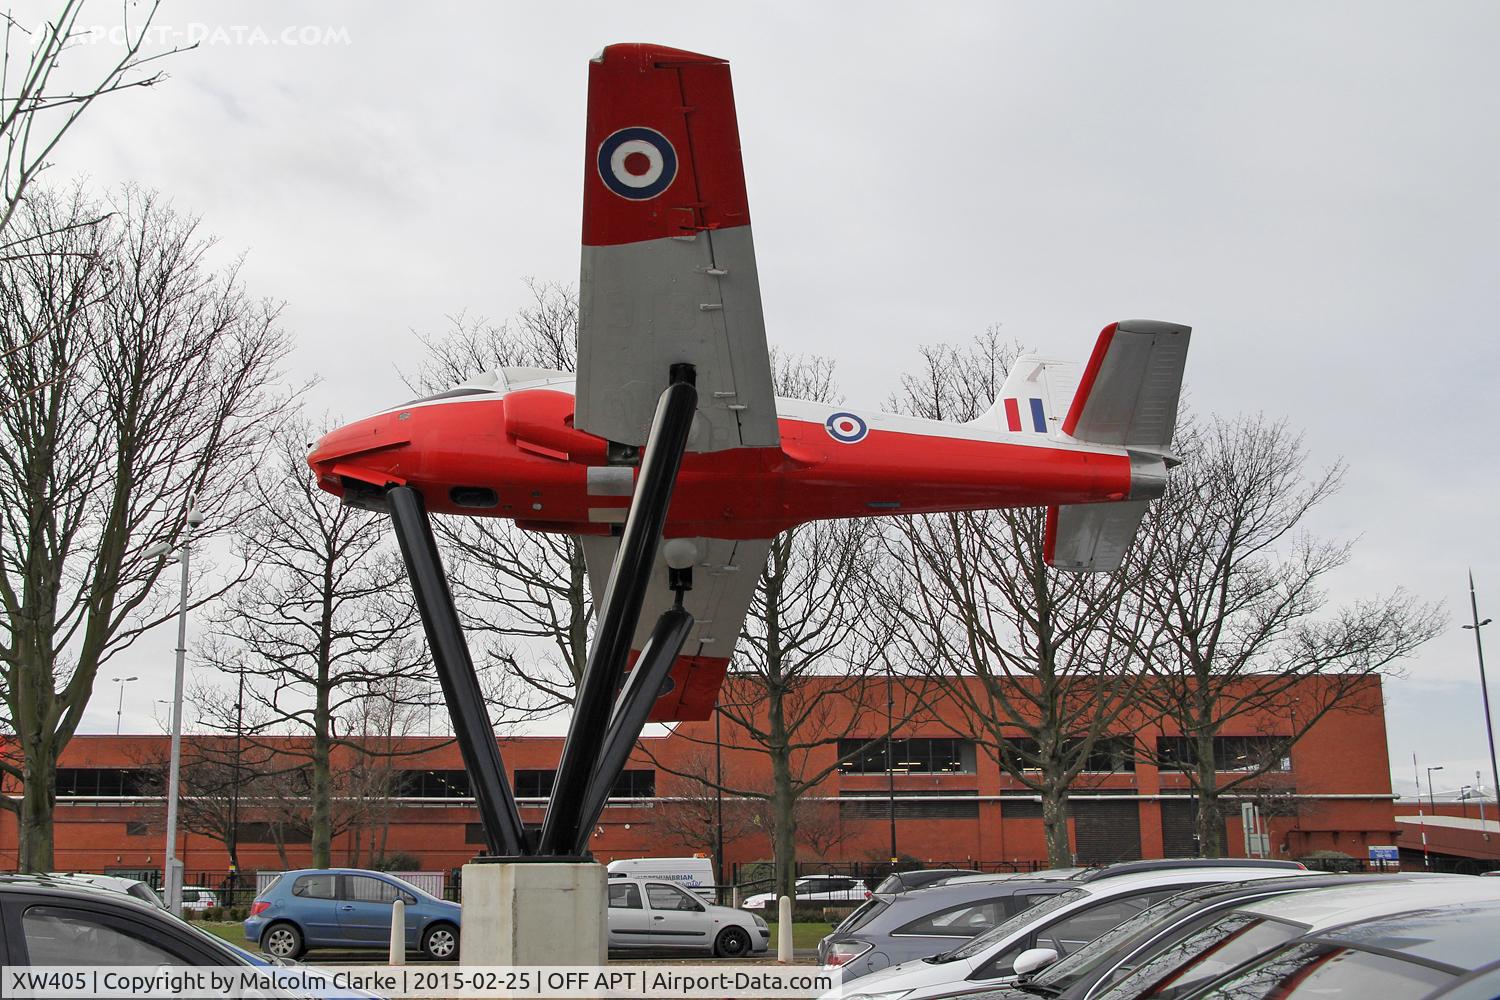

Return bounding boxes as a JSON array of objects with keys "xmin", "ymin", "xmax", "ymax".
[
  {"xmin": 1003, "ymin": 398, "xmax": 1047, "ymax": 433},
  {"xmin": 1003, "ymin": 398, "xmax": 1022, "ymax": 432}
]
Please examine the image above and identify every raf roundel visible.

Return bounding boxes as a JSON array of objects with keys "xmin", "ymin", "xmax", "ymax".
[
  {"xmin": 825, "ymin": 411, "xmax": 869, "ymax": 444},
  {"xmin": 597, "ymin": 126, "xmax": 678, "ymax": 201}
]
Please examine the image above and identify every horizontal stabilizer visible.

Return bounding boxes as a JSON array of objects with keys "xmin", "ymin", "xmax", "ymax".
[
  {"xmin": 1045, "ymin": 500, "xmax": 1150, "ymax": 573},
  {"xmin": 1063, "ymin": 320, "xmax": 1191, "ymax": 450}
]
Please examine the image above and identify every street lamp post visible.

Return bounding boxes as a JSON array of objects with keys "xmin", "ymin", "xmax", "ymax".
[
  {"xmin": 1426, "ymin": 765, "xmax": 1444, "ymax": 816},
  {"xmin": 111, "ymin": 676, "xmax": 138, "ymax": 735},
  {"xmin": 1464, "ymin": 572, "xmax": 1498, "ymax": 832},
  {"xmin": 145, "ymin": 508, "xmax": 204, "ymax": 916}
]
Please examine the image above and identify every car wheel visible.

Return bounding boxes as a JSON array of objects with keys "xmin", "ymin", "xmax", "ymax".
[
  {"xmin": 262, "ymin": 922, "xmax": 304, "ymax": 959},
  {"xmin": 715, "ymin": 926, "xmax": 752, "ymax": 959},
  {"xmin": 422, "ymin": 922, "xmax": 459, "ymax": 961}
]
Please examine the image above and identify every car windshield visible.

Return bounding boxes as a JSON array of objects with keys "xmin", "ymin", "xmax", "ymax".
[
  {"xmin": 940, "ymin": 889, "xmax": 1086, "ymax": 962},
  {"xmin": 380, "ymin": 873, "xmax": 428, "ymax": 898},
  {"xmin": 1029, "ymin": 890, "xmax": 1198, "ymax": 989},
  {"xmin": 1192, "ymin": 942, "xmax": 1454, "ymax": 1000},
  {"xmin": 1093, "ymin": 913, "xmax": 1304, "ymax": 1000}
]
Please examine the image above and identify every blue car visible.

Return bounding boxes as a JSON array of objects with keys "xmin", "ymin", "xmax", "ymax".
[{"xmin": 246, "ymin": 868, "xmax": 461, "ymax": 961}]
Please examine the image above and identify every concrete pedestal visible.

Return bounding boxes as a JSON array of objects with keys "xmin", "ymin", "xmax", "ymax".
[{"xmin": 459, "ymin": 860, "xmax": 607, "ymax": 964}]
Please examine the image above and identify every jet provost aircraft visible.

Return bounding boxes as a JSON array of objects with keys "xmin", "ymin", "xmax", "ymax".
[{"xmin": 308, "ymin": 44, "xmax": 1190, "ymax": 859}]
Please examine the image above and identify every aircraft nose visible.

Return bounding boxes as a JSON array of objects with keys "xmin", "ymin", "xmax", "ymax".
[{"xmin": 307, "ymin": 410, "xmax": 414, "ymax": 500}]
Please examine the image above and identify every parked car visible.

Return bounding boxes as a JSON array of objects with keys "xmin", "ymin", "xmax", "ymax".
[
  {"xmin": 0, "ymin": 874, "xmax": 377, "ymax": 999},
  {"xmin": 180, "ymin": 886, "xmax": 220, "ymax": 911},
  {"xmin": 608, "ymin": 876, "xmax": 769, "ymax": 957},
  {"xmin": 940, "ymin": 859, "xmax": 1304, "ymax": 892},
  {"xmin": 1186, "ymin": 898, "xmax": 1500, "ymax": 1000},
  {"xmin": 820, "ymin": 875, "xmax": 1078, "ymax": 980},
  {"xmin": 838, "ymin": 866, "xmax": 1316, "ymax": 1000},
  {"xmin": 245, "ymin": 867, "xmax": 460, "ymax": 960},
  {"xmin": 743, "ymin": 874, "xmax": 869, "ymax": 910},
  {"xmin": 607, "ymin": 856, "xmax": 716, "ymax": 900},
  {"xmin": 872, "ymin": 869, "xmax": 983, "ymax": 895},
  {"xmin": 1078, "ymin": 875, "xmax": 1500, "ymax": 1000},
  {"xmin": 955, "ymin": 873, "xmax": 1457, "ymax": 1000},
  {"xmin": 45, "ymin": 872, "xmax": 165, "ymax": 910}
]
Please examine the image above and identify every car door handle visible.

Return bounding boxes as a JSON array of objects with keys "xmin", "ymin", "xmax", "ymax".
[
  {"xmin": 653, "ymin": 916, "xmax": 665, "ymax": 921},
  {"xmin": 340, "ymin": 905, "xmax": 354, "ymax": 911}
]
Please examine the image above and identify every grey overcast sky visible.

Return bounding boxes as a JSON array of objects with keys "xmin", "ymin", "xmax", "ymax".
[{"xmin": 37, "ymin": 1, "xmax": 1499, "ymax": 798}]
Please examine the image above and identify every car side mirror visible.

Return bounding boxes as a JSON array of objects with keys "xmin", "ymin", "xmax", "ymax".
[{"xmin": 1012, "ymin": 947, "xmax": 1060, "ymax": 977}]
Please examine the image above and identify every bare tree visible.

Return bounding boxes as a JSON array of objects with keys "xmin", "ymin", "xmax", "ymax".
[
  {"xmin": 1, "ymin": 1, "xmax": 187, "ymax": 244},
  {"xmin": 652, "ymin": 747, "xmax": 765, "ymax": 860},
  {"xmin": 888, "ymin": 331, "xmax": 1149, "ymax": 866},
  {"xmin": 0, "ymin": 187, "xmax": 287, "ymax": 871},
  {"xmin": 1129, "ymin": 414, "xmax": 1443, "ymax": 855},
  {"xmin": 646, "ymin": 353, "xmax": 914, "ymax": 900},
  {"xmin": 406, "ymin": 280, "xmax": 590, "ymax": 715},
  {"xmin": 195, "ymin": 414, "xmax": 422, "ymax": 867}
]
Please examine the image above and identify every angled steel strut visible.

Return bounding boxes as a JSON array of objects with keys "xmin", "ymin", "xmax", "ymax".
[
  {"xmin": 386, "ymin": 485, "xmax": 528, "ymax": 857},
  {"xmin": 538, "ymin": 364, "xmax": 698, "ymax": 856}
]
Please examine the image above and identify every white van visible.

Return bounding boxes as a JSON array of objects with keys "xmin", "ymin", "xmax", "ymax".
[{"xmin": 607, "ymin": 857, "xmax": 716, "ymax": 900}]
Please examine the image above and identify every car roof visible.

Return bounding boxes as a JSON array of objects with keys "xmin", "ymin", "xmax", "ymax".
[
  {"xmin": 1066, "ymin": 865, "xmax": 1313, "ymax": 897},
  {"xmin": 0, "ymin": 873, "xmax": 167, "ymax": 912},
  {"xmin": 1076, "ymin": 858, "xmax": 1305, "ymax": 881},
  {"xmin": 1232, "ymin": 875, "xmax": 1499, "ymax": 931},
  {"xmin": 46, "ymin": 873, "xmax": 146, "ymax": 889},
  {"xmin": 1307, "ymin": 899, "xmax": 1500, "ymax": 972},
  {"xmin": 886, "ymin": 877, "xmax": 1081, "ymax": 907}
]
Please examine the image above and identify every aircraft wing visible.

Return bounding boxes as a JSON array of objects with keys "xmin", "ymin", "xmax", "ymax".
[
  {"xmin": 574, "ymin": 43, "xmax": 778, "ymax": 453},
  {"xmin": 580, "ymin": 535, "xmax": 770, "ymax": 721}
]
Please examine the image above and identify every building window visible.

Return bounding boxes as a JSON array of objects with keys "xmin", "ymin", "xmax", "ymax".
[
  {"xmin": 54, "ymin": 768, "xmax": 152, "ymax": 797},
  {"xmin": 124, "ymin": 821, "xmax": 150, "ymax": 837},
  {"xmin": 1156, "ymin": 736, "xmax": 1291, "ymax": 773},
  {"xmin": 837, "ymin": 738, "xmax": 977, "ymax": 774},
  {"xmin": 513, "ymin": 769, "xmax": 655, "ymax": 799},
  {"xmin": 995, "ymin": 737, "xmax": 1137, "ymax": 773},
  {"xmin": 839, "ymin": 791, "xmax": 979, "ymax": 819},
  {"xmin": 396, "ymin": 770, "xmax": 471, "ymax": 798}
]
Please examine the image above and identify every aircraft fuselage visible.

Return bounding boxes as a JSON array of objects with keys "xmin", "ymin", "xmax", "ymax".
[{"xmin": 309, "ymin": 380, "xmax": 1141, "ymax": 539}]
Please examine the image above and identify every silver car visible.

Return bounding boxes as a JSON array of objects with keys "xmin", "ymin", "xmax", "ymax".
[{"xmin": 819, "ymin": 877, "xmax": 1074, "ymax": 980}]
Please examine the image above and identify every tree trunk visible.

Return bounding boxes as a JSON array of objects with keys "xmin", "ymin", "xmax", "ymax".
[
  {"xmin": 1039, "ymin": 784, "xmax": 1072, "ymax": 868},
  {"xmin": 766, "ymin": 683, "xmax": 798, "ymax": 902},
  {"xmin": 311, "ymin": 731, "xmax": 332, "ymax": 867},
  {"xmin": 19, "ymin": 748, "xmax": 56, "ymax": 872},
  {"xmin": 770, "ymin": 750, "xmax": 798, "ymax": 903},
  {"xmin": 1195, "ymin": 733, "xmax": 1222, "ymax": 857}
]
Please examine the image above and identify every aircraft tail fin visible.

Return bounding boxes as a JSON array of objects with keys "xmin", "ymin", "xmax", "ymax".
[
  {"xmin": 1044, "ymin": 319, "xmax": 1192, "ymax": 573},
  {"xmin": 973, "ymin": 355, "xmax": 1080, "ymax": 437}
]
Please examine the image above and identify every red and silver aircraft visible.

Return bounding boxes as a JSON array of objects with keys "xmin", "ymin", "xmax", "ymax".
[{"xmin": 308, "ymin": 44, "xmax": 1188, "ymax": 856}]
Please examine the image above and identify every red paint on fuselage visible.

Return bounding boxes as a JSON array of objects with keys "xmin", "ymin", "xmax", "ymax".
[{"xmin": 308, "ymin": 394, "xmax": 1132, "ymax": 538}]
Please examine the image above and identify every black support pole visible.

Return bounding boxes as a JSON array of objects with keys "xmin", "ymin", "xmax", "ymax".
[
  {"xmin": 571, "ymin": 606, "xmax": 694, "ymax": 855},
  {"xmin": 539, "ymin": 367, "xmax": 698, "ymax": 854},
  {"xmin": 386, "ymin": 485, "xmax": 527, "ymax": 857}
]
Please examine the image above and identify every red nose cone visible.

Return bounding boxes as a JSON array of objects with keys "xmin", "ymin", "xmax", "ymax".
[{"xmin": 307, "ymin": 411, "xmax": 413, "ymax": 498}]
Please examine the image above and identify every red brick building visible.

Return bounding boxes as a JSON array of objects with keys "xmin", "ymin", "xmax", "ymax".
[{"xmin": 0, "ymin": 675, "xmax": 1400, "ymax": 880}]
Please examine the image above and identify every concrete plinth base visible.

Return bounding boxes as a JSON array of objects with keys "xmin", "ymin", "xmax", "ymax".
[{"xmin": 459, "ymin": 859, "xmax": 607, "ymax": 964}]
